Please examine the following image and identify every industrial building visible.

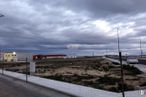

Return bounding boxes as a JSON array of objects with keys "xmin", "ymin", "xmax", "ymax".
[{"xmin": 33, "ymin": 54, "xmax": 67, "ymax": 60}]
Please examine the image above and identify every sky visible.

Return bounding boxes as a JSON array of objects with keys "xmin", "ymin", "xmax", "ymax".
[{"xmin": 0, "ymin": 0, "xmax": 146, "ymax": 56}]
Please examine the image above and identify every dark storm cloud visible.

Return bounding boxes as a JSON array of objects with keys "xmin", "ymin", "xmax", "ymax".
[
  {"xmin": 36, "ymin": 0, "xmax": 146, "ymax": 17},
  {"xmin": 30, "ymin": 0, "xmax": 146, "ymax": 15},
  {"xmin": 0, "ymin": 0, "xmax": 146, "ymax": 55}
]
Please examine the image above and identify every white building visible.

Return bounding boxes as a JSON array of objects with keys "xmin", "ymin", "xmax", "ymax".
[
  {"xmin": 2, "ymin": 52, "xmax": 33, "ymax": 62},
  {"xmin": 127, "ymin": 58, "xmax": 138, "ymax": 64}
]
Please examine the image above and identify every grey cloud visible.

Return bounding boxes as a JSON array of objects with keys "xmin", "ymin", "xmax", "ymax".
[
  {"xmin": 0, "ymin": 0, "xmax": 146, "ymax": 55},
  {"xmin": 49, "ymin": 0, "xmax": 146, "ymax": 18}
]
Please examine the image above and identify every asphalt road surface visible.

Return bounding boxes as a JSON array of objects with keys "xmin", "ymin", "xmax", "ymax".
[{"xmin": 0, "ymin": 75, "xmax": 76, "ymax": 97}]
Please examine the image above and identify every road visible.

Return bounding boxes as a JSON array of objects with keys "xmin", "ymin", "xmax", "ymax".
[
  {"xmin": 103, "ymin": 57, "xmax": 128, "ymax": 65},
  {"xmin": 0, "ymin": 75, "xmax": 76, "ymax": 97},
  {"xmin": 103, "ymin": 57, "xmax": 146, "ymax": 73}
]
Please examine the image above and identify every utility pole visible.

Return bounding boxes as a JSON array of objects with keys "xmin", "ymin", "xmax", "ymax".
[
  {"xmin": 140, "ymin": 39, "xmax": 143, "ymax": 58},
  {"xmin": 117, "ymin": 28, "xmax": 120, "ymax": 52},
  {"xmin": 2, "ymin": 52, "xmax": 4, "ymax": 75},
  {"xmin": 117, "ymin": 28, "xmax": 125, "ymax": 97},
  {"xmin": 0, "ymin": 50, "xmax": 4, "ymax": 75},
  {"xmin": 26, "ymin": 57, "xmax": 28, "ymax": 82},
  {"xmin": 0, "ymin": 13, "xmax": 4, "ymax": 74}
]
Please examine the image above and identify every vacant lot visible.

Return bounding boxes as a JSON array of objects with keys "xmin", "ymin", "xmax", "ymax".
[{"xmin": 2, "ymin": 57, "xmax": 146, "ymax": 92}]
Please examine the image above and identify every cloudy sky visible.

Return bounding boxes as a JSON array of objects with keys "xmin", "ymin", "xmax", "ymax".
[{"xmin": 0, "ymin": 0, "xmax": 146, "ymax": 55}]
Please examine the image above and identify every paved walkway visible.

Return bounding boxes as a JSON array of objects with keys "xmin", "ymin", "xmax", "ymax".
[
  {"xmin": 130, "ymin": 64, "xmax": 146, "ymax": 73},
  {"xmin": 0, "ymin": 75, "xmax": 74, "ymax": 97},
  {"xmin": 104, "ymin": 57, "xmax": 146, "ymax": 73}
]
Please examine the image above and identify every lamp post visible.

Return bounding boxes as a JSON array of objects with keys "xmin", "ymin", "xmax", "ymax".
[
  {"xmin": 0, "ymin": 14, "xmax": 4, "ymax": 74},
  {"xmin": 117, "ymin": 28, "xmax": 125, "ymax": 97}
]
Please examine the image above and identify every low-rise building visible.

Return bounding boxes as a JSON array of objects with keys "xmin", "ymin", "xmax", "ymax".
[
  {"xmin": 4, "ymin": 52, "xmax": 17, "ymax": 62},
  {"xmin": 127, "ymin": 58, "xmax": 139, "ymax": 64},
  {"xmin": 138, "ymin": 58, "xmax": 146, "ymax": 65},
  {"xmin": 3, "ymin": 52, "xmax": 33, "ymax": 62},
  {"xmin": 33, "ymin": 54, "xmax": 67, "ymax": 60}
]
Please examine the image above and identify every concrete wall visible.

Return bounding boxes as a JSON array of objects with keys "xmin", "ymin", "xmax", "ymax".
[{"xmin": 17, "ymin": 53, "xmax": 33, "ymax": 62}]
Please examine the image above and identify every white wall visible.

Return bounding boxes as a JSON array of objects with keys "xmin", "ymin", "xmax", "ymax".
[{"xmin": 16, "ymin": 53, "xmax": 33, "ymax": 62}]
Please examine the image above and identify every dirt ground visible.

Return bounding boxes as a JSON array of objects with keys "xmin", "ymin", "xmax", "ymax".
[{"xmin": 4, "ymin": 58, "xmax": 146, "ymax": 92}]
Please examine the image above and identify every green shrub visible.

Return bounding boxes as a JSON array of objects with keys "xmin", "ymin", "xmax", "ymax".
[
  {"xmin": 118, "ymin": 83, "xmax": 135, "ymax": 91},
  {"xmin": 140, "ymin": 82, "xmax": 146, "ymax": 86},
  {"xmin": 123, "ymin": 65, "xmax": 142, "ymax": 75},
  {"xmin": 109, "ymin": 87, "xmax": 118, "ymax": 92},
  {"xmin": 98, "ymin": 75, "xmax": 120, "ymax": 85}
]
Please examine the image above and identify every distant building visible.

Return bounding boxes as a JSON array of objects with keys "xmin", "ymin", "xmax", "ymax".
[
  {"xmin": 4, "ymin": 52, "xmax": 17, "ymax": 62},
  {"xmin": 3, "ymin": 52, "xmax": 33, "ymax": 62},
  {"xmin": 33, "ymin": 54, "xmax": 67, "ymax": 60},
  {"xmin": 138, "ymin": 58, "xmax": 146, "ymax": 65},
  {"xmin": 127, "ymin": 58, "xmax": 138, "ymax": 64}
]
